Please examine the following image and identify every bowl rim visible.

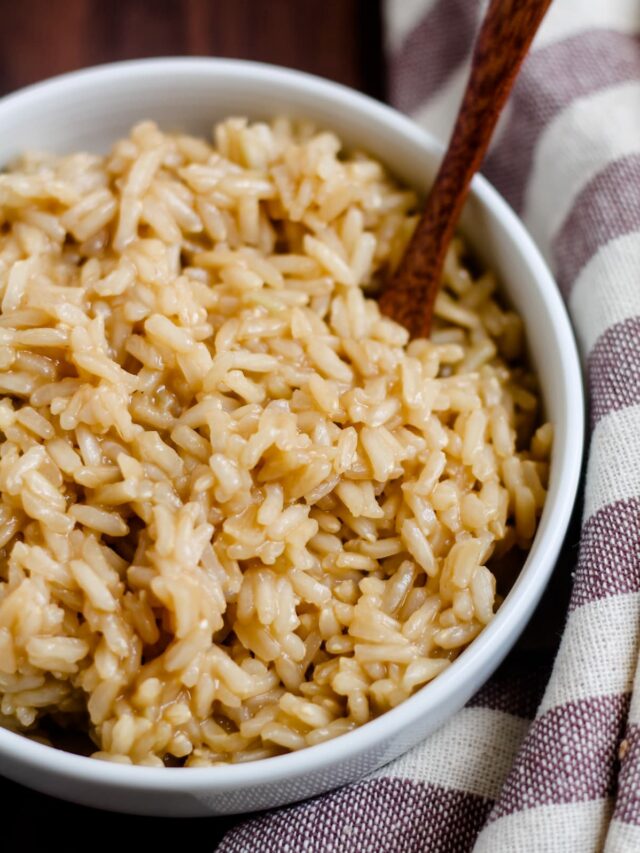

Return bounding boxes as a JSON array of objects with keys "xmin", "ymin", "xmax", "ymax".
[{"xmin": 0, "ymin": 56, "xmax": 584, "ymax": 793}]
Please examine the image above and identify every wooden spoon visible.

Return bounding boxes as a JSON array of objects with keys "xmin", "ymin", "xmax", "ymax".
[{"xmin": 379, "ymin": 0, "xmax": 552, "ymax": 338}]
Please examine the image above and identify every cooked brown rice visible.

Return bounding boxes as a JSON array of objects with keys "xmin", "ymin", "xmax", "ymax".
[{"xmin": 0, "ymin": 118, "xmax": 551, "ymax": 766}]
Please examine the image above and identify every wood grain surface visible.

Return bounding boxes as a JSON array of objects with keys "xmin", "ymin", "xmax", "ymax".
[
  {"xmin": 0, "ymin": 1, "xmax": 384, "ymax": 848},
  {"xmin": 0, "ymin": 0, "xmax": 385, "ymax": 98}
]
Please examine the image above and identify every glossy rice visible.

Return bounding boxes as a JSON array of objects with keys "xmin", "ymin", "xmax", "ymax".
[{"xmin": 0, "ymin": 118, "xmax": 551, "ymax": 765}]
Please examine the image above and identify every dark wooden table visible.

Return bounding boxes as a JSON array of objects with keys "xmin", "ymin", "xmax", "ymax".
[{"xmin": 0, "ymin": 1, "xmax": 384, "ymax": 848}]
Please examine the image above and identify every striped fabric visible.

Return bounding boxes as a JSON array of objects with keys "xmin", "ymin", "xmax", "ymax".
[{"xmin": 218, "ymin": 1, "xmax": 640, "ymax": 849}]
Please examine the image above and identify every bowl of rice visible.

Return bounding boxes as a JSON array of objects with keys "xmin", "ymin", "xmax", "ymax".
[{"xmin": 0, "ymin": 58, "xmax": 583, "ymax": 815}]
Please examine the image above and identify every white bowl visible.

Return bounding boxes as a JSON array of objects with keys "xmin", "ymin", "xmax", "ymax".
[{"xmin": 0, "ymin": 58, "xmax": 583, "ymax": 816}]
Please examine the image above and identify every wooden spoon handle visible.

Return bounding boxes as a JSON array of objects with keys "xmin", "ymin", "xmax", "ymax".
[{"xmin": 379, "ymin": 0, "xmax": 552, "ymax": 338}]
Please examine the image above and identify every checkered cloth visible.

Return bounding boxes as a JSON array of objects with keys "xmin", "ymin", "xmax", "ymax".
[{"xmin": 219, "ymin": 1, "xmax": 640, "ymax": 849}]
